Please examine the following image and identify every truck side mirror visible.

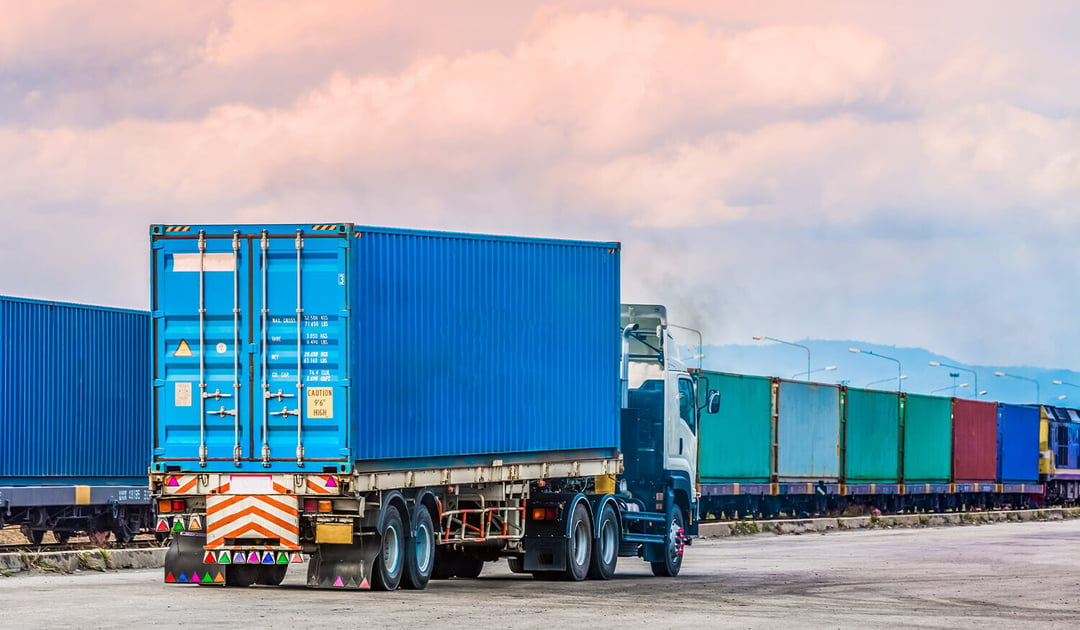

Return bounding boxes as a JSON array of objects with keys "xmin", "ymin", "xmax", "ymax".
[{"xmin": 707, "ymin": 390, "xmax": 720, "ymax": 414}]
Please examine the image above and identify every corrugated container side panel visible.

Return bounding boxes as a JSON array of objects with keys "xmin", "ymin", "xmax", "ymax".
[
  {"xmin": 352, "ymin": 230, "xmax": 621, "ymax": 463},
  {"xmin": 0, "ymin": 297, "xmax": 149, "ymax": 483},
  {"xmin": 844, "ymin": 388, "xmax": 900, "ymax": 483},
  {"xmin": 952, "ymin": 398, "xmax": 998, "ymax": 482},
  {"xmin": 698, "ymin": 372, "xmax": 772, "ymax": 482},
  {"xmin": 902, "ymin": 394, "xmax": 952, "ymax": 482},
  {"xmin": 997, "ymin": 404, "xmax": 1039, "ymax": 483},
  {"xmin": 777, "ymin": 381, "xmax": 841, "ymax": 481}
]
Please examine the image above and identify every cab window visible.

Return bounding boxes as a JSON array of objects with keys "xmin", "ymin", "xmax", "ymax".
[{"xmin": 678, "ymin": 377, "xmax": 695, "ymax": 433}]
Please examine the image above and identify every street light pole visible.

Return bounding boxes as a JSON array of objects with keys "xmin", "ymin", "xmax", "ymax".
[
  {"xmin": 928, "ymin": 361, "xmax": 980, "ymax": 398},
  {"xmin": 931, "ymin": 382, "xmax": 969, "ymax": 395},
  {"xmin": 866, "ymin": 375, "xmax": 908, "ymax": 389},
  {"xmin": 994, "ymin": 371, "xmax": 1040, "ymax": 403},
  {"xmin": 753, "ymin": 336, "xmax": 811, "ymax": 382},
  {"xmin": 792, "ymin": 365, "xmax": 838, "ymax": 380},
  {"xmin": 850, "ymin": 347, "xmax": 903, "ymax": 392}
]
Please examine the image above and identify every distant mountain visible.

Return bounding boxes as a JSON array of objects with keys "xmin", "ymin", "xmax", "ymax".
[{"xmin": 694, "ymin": 340, "xmax": 1080, "ymax": 406}]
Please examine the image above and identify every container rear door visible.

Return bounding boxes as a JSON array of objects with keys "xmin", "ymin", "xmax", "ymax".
[{"xmin": 152, "ymin": 225, "xmax": 351, "ymax": 473}]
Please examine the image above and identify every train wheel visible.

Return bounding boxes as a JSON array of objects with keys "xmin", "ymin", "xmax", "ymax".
[
  {"xmin": 53, "ymin": 530, "xmax": 72, "ymax": 544},
  {"xmin": 21, "ymin": 526, "xmax": 45, "ymax": 545}
]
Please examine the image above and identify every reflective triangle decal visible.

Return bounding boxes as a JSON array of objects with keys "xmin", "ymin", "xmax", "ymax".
[
  {"xmin": 276, "ymin": 552, "xmax": 289, "ymax": 564},
  {"xmin": 290, "ymin": 552, "xmax": 304, "ymax": 563},
  {"xmin": 165, "ymin": 572, "xmax": 176, "ymax": 583},
  {"xmin": 247, "ymin": 551, "xmax": 260, "ymax": 564},
  {"xmin": 325, "ymin": 476, "xmax": 337, "ymax": 488},
  {"xmin": 201, "ymin": 572, "xmax": 214, "ymax": 583},
  {"xmin": 174, "ymin": 339, "xmax": 193, "ymax": 357},
  {"xmin": 217, "ymin": 551, "xmax": 231, "ymax": 564},
  {"xmin": 359, "ymin": 577, "xmax": 369, "ymax": 589},
  {"xmin": 332, "ymin": 576, "xmax": 344, "ymax": 587},
  {"xmin": 190, "ymin": 572, "xmax": 201, "ymax": 582},
  {"xmin": 345, "ymin": 577, "xmax": 357, "ymax": 588},
  {"xmin": 213, "ymin": 572, "xmax": 225, "ymax": 583},
  {"xmin": 203, "ymin": 551, "xmax": 216, "ymax": 564},
  {"xmin": 156, "ymin": 519, "xmax": 170, "ymax": 532},
  {"xmin": 233, "ymin": 551, "xmax": 246, "ymax": 564},
  {"xmin": 178, "ymin": 573, "xmax": 189, "ymax": 583},
  {"xmin": 167, "ymin": 476, "xmax": 180, "ymax": 487},
  {"xmin": 172, "ymin": 519, "xmax": 185, "ymax": 532},
  {"xmin": 261, "ymin": 552, "xmax": 274, "ymax": 564},
  {"xmin": 188, "ymin": 516, "xmax": 202, "ymax": 531}
]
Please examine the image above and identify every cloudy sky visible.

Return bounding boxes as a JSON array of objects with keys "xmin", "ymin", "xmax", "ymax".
[{"xmin": 2, "ymin": 1, "xmax": 1078, "ymax": 369}]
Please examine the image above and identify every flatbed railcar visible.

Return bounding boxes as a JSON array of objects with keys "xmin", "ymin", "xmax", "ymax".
[{"xmin": 0, "ymin": 295, "xmax": 153, "ymax": 544}]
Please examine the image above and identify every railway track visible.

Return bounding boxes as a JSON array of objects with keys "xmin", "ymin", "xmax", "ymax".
[{"xmin": 0, "ymin": 538, "xmax": 166, "ymax": 555}]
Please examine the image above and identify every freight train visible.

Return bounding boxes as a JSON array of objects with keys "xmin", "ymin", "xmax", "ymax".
[
  {"xmin": 0, "ymin": 296, "xmax": 154, "ymax": 544},
  {"xmin": 696, "ymin": 373, "xmax": 1080, "ymax": 518}
]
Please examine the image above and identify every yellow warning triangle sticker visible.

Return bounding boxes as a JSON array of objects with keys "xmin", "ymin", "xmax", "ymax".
[{"xmin": 174, "ymin": 339, "xmax": 192, "ymax": 357}]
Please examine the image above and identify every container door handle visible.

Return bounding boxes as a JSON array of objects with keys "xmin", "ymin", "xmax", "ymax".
[{"xmin": 679, "ymin": 438, "xmax": 683, "ymax": 455}]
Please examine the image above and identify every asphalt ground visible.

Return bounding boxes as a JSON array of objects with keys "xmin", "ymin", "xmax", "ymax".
[{"xmin": 2, "ymin": 519, "xmax": 1078, "ymax": 629}]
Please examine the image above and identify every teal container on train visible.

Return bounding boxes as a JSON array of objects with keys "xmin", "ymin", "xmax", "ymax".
[
  {"xmin": 901, "ymin": 393, "xmax": 953, "ymax": 483},
  {"xmin": 843, "ymin": 388, "xmax": 901, "ymax": 483},
  {"xmin": 777, "ymin": 380, "xmax": 841, "ymax": 481},
  {"xmin": 698, "ymin": 372, "xmax": 772, "ymax": 483}
]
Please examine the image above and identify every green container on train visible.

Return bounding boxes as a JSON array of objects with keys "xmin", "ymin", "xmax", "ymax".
[
  {"xmin": 843, "ymin": 388, "xmax": 901, "ymax": 483},
  {"xmin": 901, "ymin": 393, "xmax": 953, "ymax": 482},
  {"xmin": 698, "ymin": 371, "xmax": 773, "ymax": 483}
]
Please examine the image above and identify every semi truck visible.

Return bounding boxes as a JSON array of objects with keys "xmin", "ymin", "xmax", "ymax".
[{"xmin": 150, "ymin": 223, "xmax": 718, "ymax": 590}]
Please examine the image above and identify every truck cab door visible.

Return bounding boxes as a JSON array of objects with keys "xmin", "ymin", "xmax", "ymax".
[{"xmin": 664, "ymin": 371, "xmax": 698, "ymax": 484}]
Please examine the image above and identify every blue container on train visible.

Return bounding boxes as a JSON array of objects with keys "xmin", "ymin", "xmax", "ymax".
[
  {"xmin": 149, "ymin": 224, "xmax": 621, "ymax": 473},
  {"xmin": 996, "ymin": 403, "xmax": 1039, "ymax": 484},
  {"xmin": 776, "ymin": 380, "xmax": 842, "ymax": 481},
  {"xmin": 0, "ymin": 296, "xmax": 150, "ymax": 484}
]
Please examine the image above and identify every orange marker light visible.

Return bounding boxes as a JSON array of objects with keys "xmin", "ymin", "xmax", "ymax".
[{"xmin": 318, "ymin": 500, "xmax": 333, "ymax": 513}]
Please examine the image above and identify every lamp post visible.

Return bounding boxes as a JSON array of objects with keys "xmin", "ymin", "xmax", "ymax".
[
  {"xmin": 928, "ymin": 361, "xmax": 980, "ymax": 398},
  {"xmin": 866, "ymin": 375, "xmax": 908, "ymax": 389},
  {"xmin": 792, "ymin": 365, "xmax": 837, "ymax": 380},
  {"xmin": 850, "ymin": 347, "xmax": 903, "ymax": 392},
  {"xmin": 994, "ymin": 371, "xmax": 1040, "ymax": 403},
  {"xmin": 1052, "ymin": 379, "xmax": 1080, "ymax": 390},
  {"xmin": 753, "ymin": 336, "xmax": 811, "ymax": 382},
  {"xmin": 931, "ymin": 382, "xmax": 968, "ymax": 395}
]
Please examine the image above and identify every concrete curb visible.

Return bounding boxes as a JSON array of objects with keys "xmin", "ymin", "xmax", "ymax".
[
  {"xmin": 699, "ymin": 507, "xmax": 1080, "ymax": 538},
  {"xmin": 0, "ymin": 548, "xmax": 166, "ymax": 576}
]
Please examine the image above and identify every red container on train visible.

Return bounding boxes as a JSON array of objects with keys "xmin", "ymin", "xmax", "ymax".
[{"xmin": 951, "ymin": 399, "xmax": 998, "ymax": 482}]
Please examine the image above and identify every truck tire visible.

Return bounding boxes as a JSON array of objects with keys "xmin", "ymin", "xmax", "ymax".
[
  {"xmin": 507, "ymin": 556, "xmax": 526, "ymax": 574},
  {"xmin": 650, "ymin": 505, "xmax": 685, "ymax": 577},
  {"xmin": 455, "ymin": 553, "xmax": 484, "ymax": 579},
  {"xmin": 587, "ymin": 504, "xmax": 618, "ymax": 580},
  {"xmin": 255, "ymin": 565, "xmax": 288, "ymax": 586},
  {"xmin": 402, "ymin": 506, "xmax": 435, "ymax": 589},
  {"xmin": 371, "ymin": 508, "xmax": 406, "ymax": 591},
  {"xmin": 564, "ymin": 501, "xmax": 592, "ymax": 581},
  {"xmin": 226, "ymin": 565, "xmax": 259, "ymax": 587},
  {"xmin": 431, "ymin": 547, "xmax": 458, "ymax": 579}
]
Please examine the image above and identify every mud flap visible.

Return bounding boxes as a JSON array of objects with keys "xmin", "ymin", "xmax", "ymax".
[
  {"xmin": 163, "ymin": 532, "xmax": 225, "ymax": 585},
  {"xmin": 306, "ymin": 542, "xmax": 376, "ymax": 590}
]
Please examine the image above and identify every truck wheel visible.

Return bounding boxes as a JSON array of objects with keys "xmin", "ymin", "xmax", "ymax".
[
  {"xmin": 507, "ymin": 556, "xmax": 526, "ymax": 574},
  {"xmin": 402, "ymin": 506, "xmax": 435, "ymax": 589},
  {"xmin": 255, "ymin": 565, "xmax": 288, "ymax": 586},
  {"xmin": 564, "ymin": 502, "xmax": 592, "ymax": 581},
  {"xmin": 226, "ymin": 565, "xmax": 259, "ymax": 587},
  {"xmin": 455, "ymin": 553, "xmax": 484, "ymax": 579},
  {"xmin": 650, "ymin": 505, "xmax": 685, "ymax": 577},
  {"xmin": 587, "ymin": 504, "xmax": 618, "ymax": 580},
  {"xmin": 431, "ymin": 548, "xmax": 458, "ymax": 579},
  {"xmin": 371, "ymin": 508, "xmax": 406, "ymax": 591}
]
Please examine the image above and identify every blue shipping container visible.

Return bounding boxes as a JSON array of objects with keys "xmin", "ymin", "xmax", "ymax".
[
  {"xmin": 777, "ymin": 380, "xmax": 841, "ymax": 481},
  {"xmin": 997, "ymin": 403, "xmax": 1039, "ymax": 483},
  {"xmin": 150, "ymin": 224, "xmax": 621, "ymax": 473},
  {"xmin": 0, "ymin": 296, "xmax": 150, "ymax": 484}
]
